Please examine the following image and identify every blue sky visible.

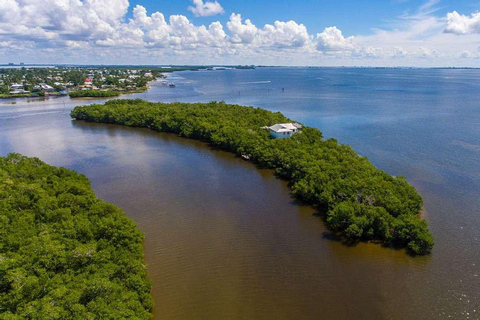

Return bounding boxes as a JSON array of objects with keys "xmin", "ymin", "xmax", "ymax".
[
  {"xmin": 131, "ymin": 0, "xmax": 475, "ymax": 35},
  {"xmin": 1, "ymin": 0, "xmax": 480, "ymax": 66}
]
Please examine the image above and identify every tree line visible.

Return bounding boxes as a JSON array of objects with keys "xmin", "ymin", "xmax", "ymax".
[
  {"xmin": 71, "ymin": 99, "xmax": 434, "ymax": 254},
  {"xmin": 68, "ymin": 90, "xmax": 121, "ymax": 98}
]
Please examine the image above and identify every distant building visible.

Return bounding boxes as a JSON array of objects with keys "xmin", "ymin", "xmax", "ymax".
[
  {"xmin": 267, "ymin": 123, "xmax": 302, "ymax": 139},
  {"xmin": 84, "ymin": 78, "xmax": 93, "ymax": 85},
  {"xmin": 10, "ymin": 90, "xmax": 29, "ymax": 94},
  {"xmin": 80, "ymin": 84, "xmax": 96, "ymax": 90},
  {"xmin": 10, "ymin": 83, "xmax": 24, "ymax": 90},
  {"xmin": 35, "ymin": 83, "xmax": 55, "ymax": 92}
]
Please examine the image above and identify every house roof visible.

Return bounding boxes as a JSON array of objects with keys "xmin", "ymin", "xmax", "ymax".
[{"xmin": 269, "ymin": 123, "xmax": 301, "ymax": 133}]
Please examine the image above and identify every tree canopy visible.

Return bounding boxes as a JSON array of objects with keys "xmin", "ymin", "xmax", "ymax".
[
  {"xmin": 0, "ymin": 154, "xmax": 153, "ymax": 319},
  {"xmin": 71, "ymin": 99, "xmax": 434, "ymax": 255},
  {"xmin": 68, "ymin": 90, "xmax": 121, "ymax": 98}
]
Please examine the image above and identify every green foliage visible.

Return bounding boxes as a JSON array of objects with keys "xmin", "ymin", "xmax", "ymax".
[
  {"xmin": 0, "ymin": 85, "xmax": 9, "ymax": 94},
  {"xmin": 71, "ymin": 99, "xmax": 434, "ymax": 254},
  {"xmin": 0, "ymin": 154, "xmax": 153, "ymax": 319},
  {"xmin": 68, "ymin": 90, "xmax": 121, "ymax": 98}
]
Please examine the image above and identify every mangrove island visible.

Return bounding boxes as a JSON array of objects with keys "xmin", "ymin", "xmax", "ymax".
[
  {"xmin": 71, "ymin": 99, "xmax": 434, "ymax": 255},
  {"xmin": 0, "ymin": 154, "xmax": 153, "ymax": 319}
]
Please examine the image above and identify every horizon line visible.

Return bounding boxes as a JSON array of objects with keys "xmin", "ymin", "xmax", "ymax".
[{"xmin": 1, "ymin": 64, "xmax": 479, "ymax": 69}]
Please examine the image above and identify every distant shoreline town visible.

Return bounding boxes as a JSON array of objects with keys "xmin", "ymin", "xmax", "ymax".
[{"xmin": 0, "ymin": 65, "xmax": 255, "ymax": 99}]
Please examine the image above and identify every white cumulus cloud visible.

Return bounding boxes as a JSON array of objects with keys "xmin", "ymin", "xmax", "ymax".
[
  {"xmin": 188, "ymin": 0, "xmax": 224, "ymax": 17},
  {"xmin": 227, "ymin": 13, "xmax": 258, "ymax": 44},
  {"xmin": 226, "ymin": 13, "xmax": 312, "ymax": 49},
  {"xmin": 316, "ymin": 27, "xmax": 355, "ymax": 52},
  {"xmin": 261, "ymin": 20, "xmax": 311, "ymax": 48},
  {"xmin": 445, "ymin": 11, "xmax": 480, "ymax": 35}
]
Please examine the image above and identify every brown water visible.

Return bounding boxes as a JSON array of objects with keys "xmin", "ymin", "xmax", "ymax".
[
  {"xmin": 1, "ymin": 68, "xmax": 479, "ymax": 319},
  {"xmin": 0, "ymin": 110, "xmax": 444, "ymax": 319}
]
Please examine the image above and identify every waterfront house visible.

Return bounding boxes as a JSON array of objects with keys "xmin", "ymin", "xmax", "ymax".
[
  {"xmin": 39, "ymin": 83, "xmax": 55, "ymax": 92},
  {"xmin": 80, "ymin": 84, "xmax": 96, "ymax": 90},
  {"xmin": 10, "ymin": 89, "xmax": 29, "ymax": 94},
  {"xmin": 268, "ymin": 123, "xmax": 302, "ymax": 139},
  {"xmin": 10, "ymin": 83, "xmax": 24, "ymax": 90}
]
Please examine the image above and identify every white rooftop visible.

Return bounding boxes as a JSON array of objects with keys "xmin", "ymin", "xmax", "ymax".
[{"xmin": 268, "ymin": 123, "xmax": 302, "ymax": 133}]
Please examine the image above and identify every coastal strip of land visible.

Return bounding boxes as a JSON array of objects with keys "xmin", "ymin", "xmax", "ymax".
[
  {"xmin": 0, "ymin": 154, "xmax": 153, "ymax": 319},
  {"xmin": 0, "ymin": 66, "xmax": 159, "ymax": 99},
  {"xmin": 0, "ymin": 65, "xmax": 255, "ymax": 99},
  {"xmin": 71, "ymin": 99, "xmax": 434, "ymax": 255}
]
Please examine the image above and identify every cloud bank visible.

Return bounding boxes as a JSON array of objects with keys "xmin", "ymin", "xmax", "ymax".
[{"xmin": 0, "ymin": 0, "xmax": 479, "ymax": 66}]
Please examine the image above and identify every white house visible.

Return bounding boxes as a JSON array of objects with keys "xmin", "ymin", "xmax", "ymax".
[
  {"xmin": 10, "ymin": 83, "xmax": 24, "ymax": 90},
  {"xmin": 10, "ymin": 89, "xmax": 29, "ymax": 94},
  {"xmin": 40, "ymin": 83, "xmax": 55, "ymax": 92},
  {"xmin": 268, "ymin": 123, "xmax": 302, "ymax": 139}
]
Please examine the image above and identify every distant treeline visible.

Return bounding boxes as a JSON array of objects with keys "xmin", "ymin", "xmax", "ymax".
[
  {"xmin": 71, "ymin": 99, "xmax": 434, "ymax": 254},
  {"xmin": 0, "ymin": 154, "xmax": 153, "ymax": 319},
  {"xmin": 69, "ymin": 90, "xmax": 121, "ymax": 98}
]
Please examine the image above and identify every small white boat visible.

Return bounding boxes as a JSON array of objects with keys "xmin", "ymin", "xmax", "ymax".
[{"xmin": 241, "ymin": 153, "xmax": 251, "ymax": 161}]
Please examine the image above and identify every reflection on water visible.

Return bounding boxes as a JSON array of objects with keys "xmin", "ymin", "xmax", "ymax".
[{"xmin": 0, "ymin": 68, "xmax": 479, "ymax": 319}]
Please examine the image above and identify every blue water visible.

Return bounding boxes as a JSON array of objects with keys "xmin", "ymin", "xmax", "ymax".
[
  {"xmin": 1, "ymin": 67, "xmax": 479, "ymax": 318},
  {"xmin": 141, "ymin": 67, "xmax": 480, "ymax": 233},
  {"xmin": 151, "ymin": 69, "xmax": 480, "ymax": 202},
  {"xmin": 141, "ymin": 68, "xmax": 480, "ymax": 317}
]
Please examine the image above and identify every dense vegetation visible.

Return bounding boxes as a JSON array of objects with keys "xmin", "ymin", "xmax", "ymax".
[
  {"xmin": 0, "ymin": 154, "xmax": 153, "ymax": 319},
  {"xmin": 68, "ymin": 90, "xmax": 121, "ymax": 98},
  {"xmin": 71, "ymin": 99, "xmax": 434, "ymax": 254},
  {"xmin": 0, "ymin": 93, "xmax": 34, "ymax": 98}
]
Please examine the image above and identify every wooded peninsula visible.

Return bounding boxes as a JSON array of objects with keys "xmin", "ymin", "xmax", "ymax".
[
  {"xmin": 71, "ymin": 99, "xmax": 434, "ymax": 255},
  {"xmin": 0, "ymin": 154, "xmax": 153, "ymax": 319}
]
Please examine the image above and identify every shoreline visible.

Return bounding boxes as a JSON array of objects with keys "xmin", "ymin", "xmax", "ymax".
[
  {"xmin": 0, "ymin": 92, "xmax": 67, "ymax": 99},
  {"xmin": 0, "ymin": 83, "xmax": 153, "ymax": 102}
]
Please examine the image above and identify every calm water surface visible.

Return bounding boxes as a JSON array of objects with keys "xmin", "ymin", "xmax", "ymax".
[{"xmin": 0, "ymin": 68, "xmax": 479, "ymax": 319}]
